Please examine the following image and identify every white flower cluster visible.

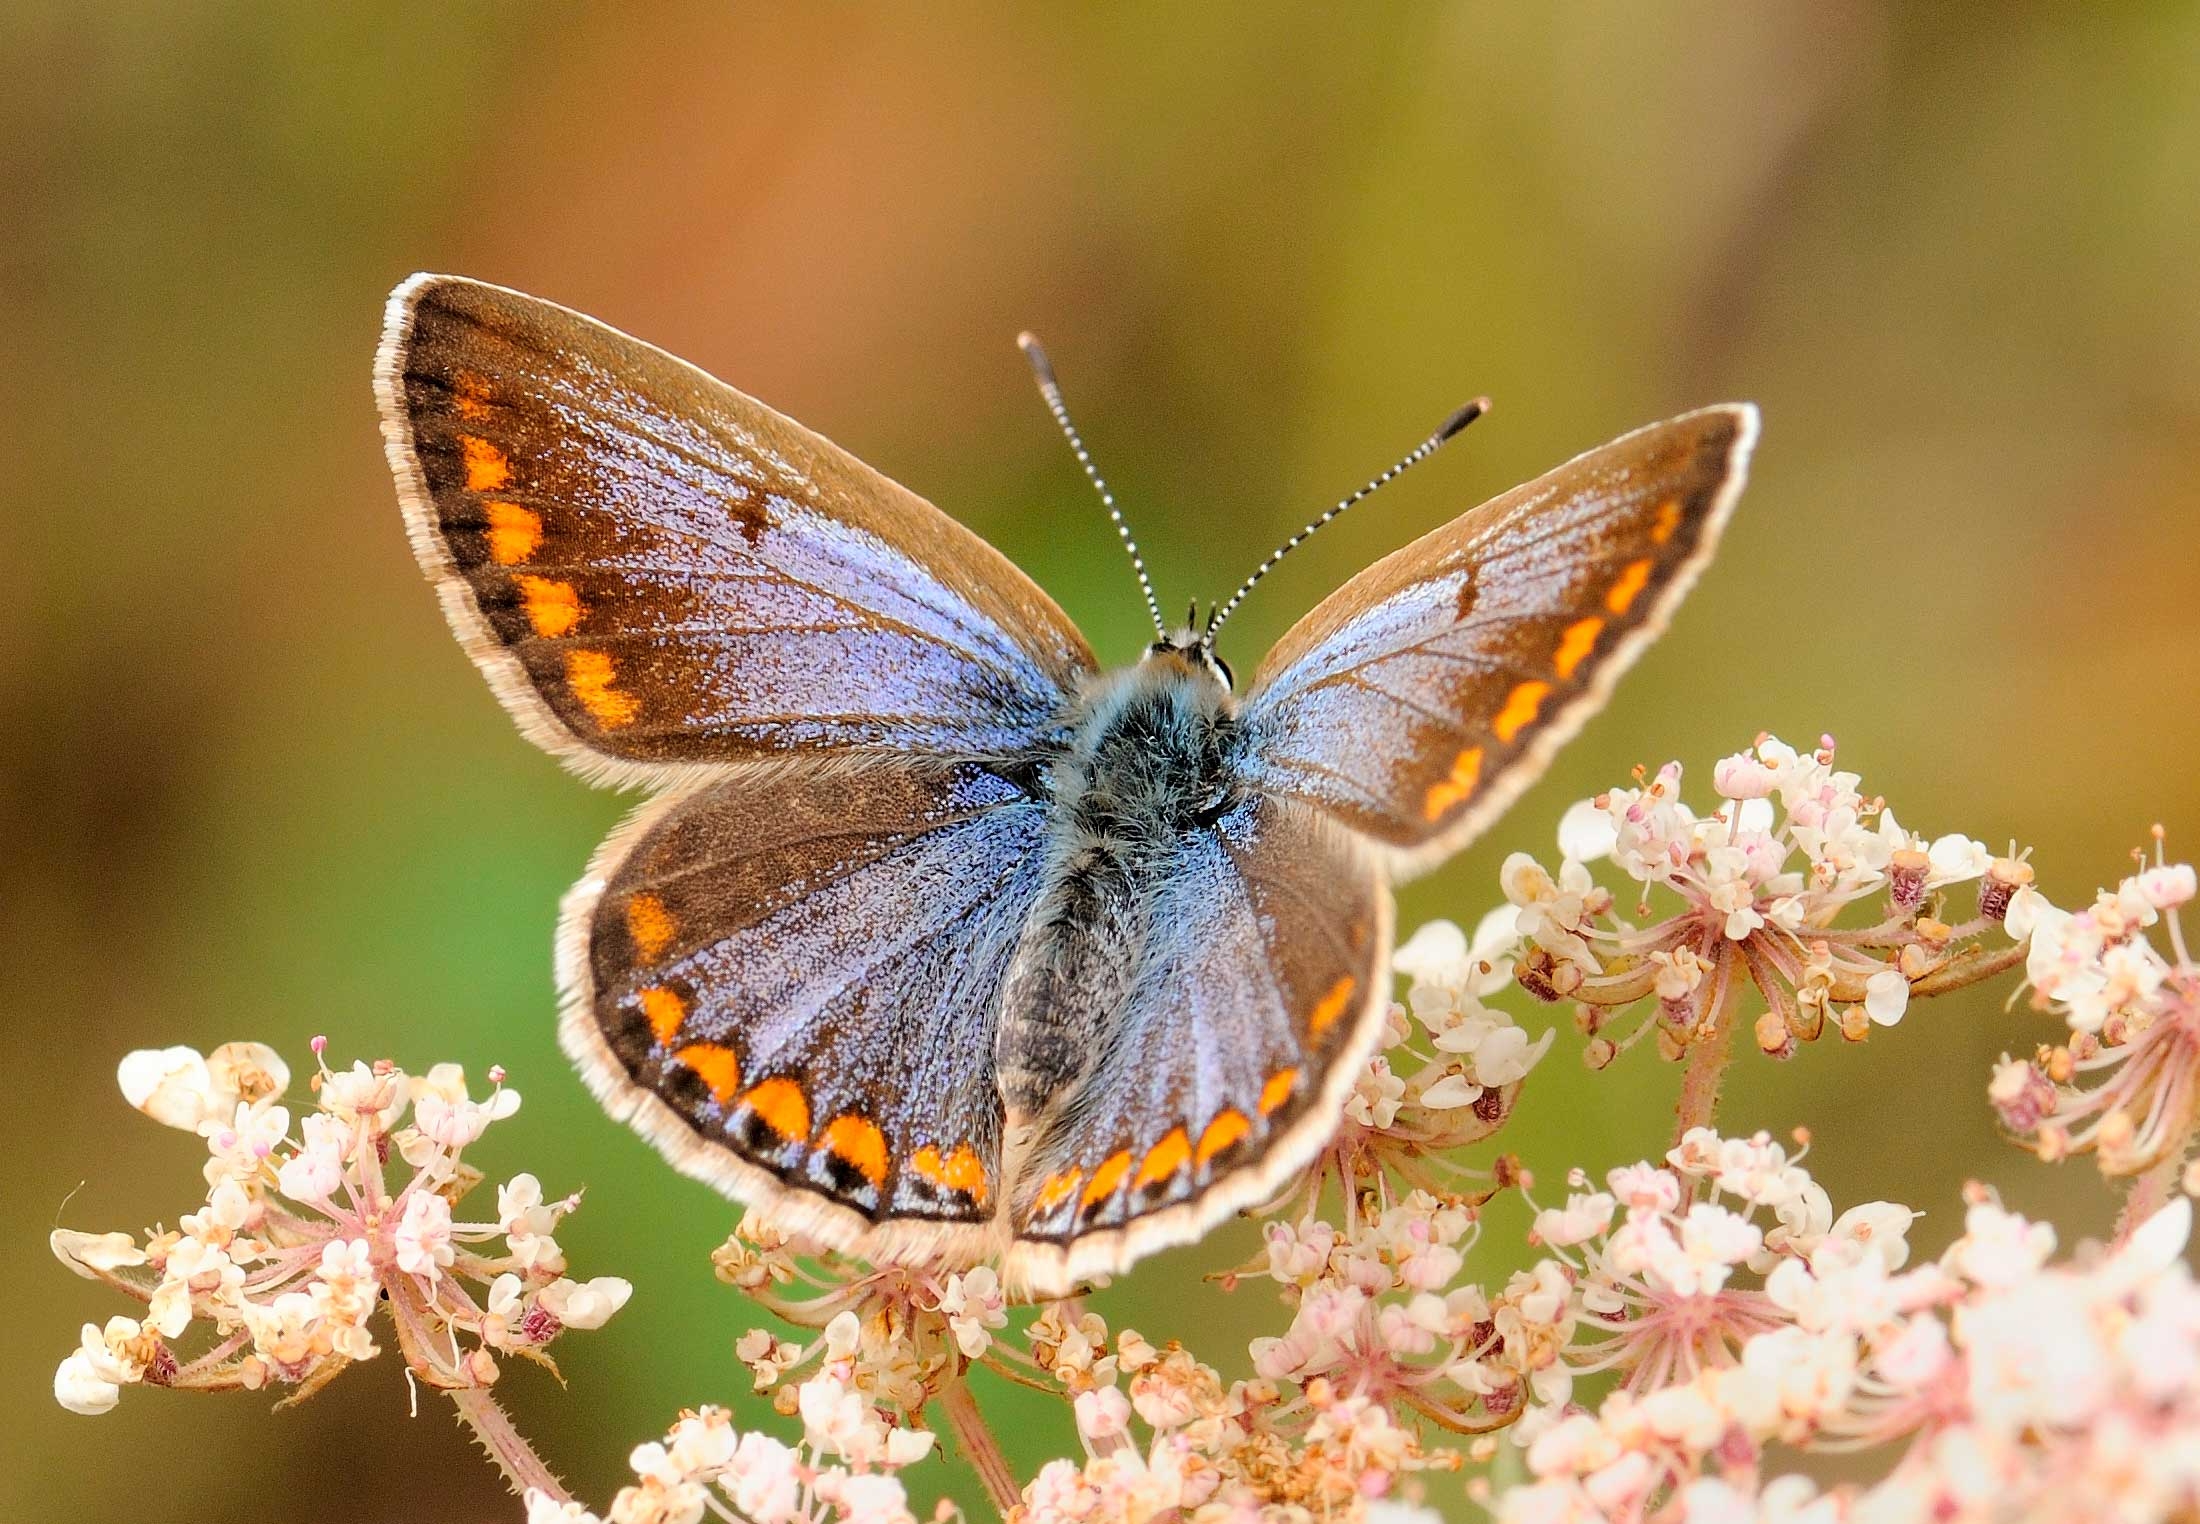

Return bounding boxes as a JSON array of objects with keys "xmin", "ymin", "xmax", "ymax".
[
  {"xmin": 1011, "ymin": 1305, "xmax": 1437, "ymax": 1523},
  {"xmin": 1252, "ymin": 1191, "xmax": 1487, "ymax": 1395},
  {"xmin": 1994, "ymin": 845, "xmax": 2200, "ymax": 1178},
  {"xmin": 1497, "ymin": 733, "xmax": 2026, "ymax": 1063},
  {"xmin": 523, "ymin": 1353, "xmax": 935, "ymax": 1524},
  {"xmin": 1500, "ymin": 1193, "xmax": 2200, "ymax": 1524},
  {"xmin": 1315, "ymin": 913, "xmax": 1552, "ymax": 1207},
  {"xmin": 52, "ymin": 1038, "xmax": 628, "ymax": 1415},
  {"xmin": 1521, "ymin": 1128, "xmax": 1912, "ymax": 1420},
  {"xmin": 1392, "ymin": 914, "xmax": 1556, "ymax": 1109}
]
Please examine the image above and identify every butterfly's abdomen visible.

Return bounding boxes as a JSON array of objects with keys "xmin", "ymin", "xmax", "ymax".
[{"xmin": 994, "ymin": 657, "xmax": 1240, "ymax": 1119}]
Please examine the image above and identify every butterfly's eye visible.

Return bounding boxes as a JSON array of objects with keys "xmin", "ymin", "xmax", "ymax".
[{"xmin": 1211, "ymin": 655, "xmax": 1234, "ymax": 689}]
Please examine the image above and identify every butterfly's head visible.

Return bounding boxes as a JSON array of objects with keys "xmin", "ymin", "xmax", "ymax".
[{"xmin": 1147, "ymin": 605, "xmax": 1234, "ymax": 691}]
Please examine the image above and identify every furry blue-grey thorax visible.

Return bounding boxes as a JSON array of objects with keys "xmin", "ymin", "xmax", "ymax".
[{"xmin": 1052, "ymin": 644, "xmax": 1239, "ymax": 833}]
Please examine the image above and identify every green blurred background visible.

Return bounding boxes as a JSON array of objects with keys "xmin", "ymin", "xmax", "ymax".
[{"xmin": 8, "ymin": 4, "xmax": 2199, "ymax": 1518}]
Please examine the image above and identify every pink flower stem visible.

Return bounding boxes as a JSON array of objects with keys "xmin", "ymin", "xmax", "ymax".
[
  {"xmin": 448, "ymin": 1383, "xmax": 570, "ymax": 1502},
  {"xmin": 976, "ymin": 1349, "xmax": 1061, "ymax": 1391},
  {"xmin": 168, "ymin": 1327, "xmax": 250, "ymax": 1382},
  {"xmin": 936, "ymin": 1378, "xmax": 1020, "ymax": 1515},
  {"xmin": 1672, "ymin": 952, "xmax": 1742, "ymax": 1147},
  {"xmin": 2114, "ymin": 1137, "xmax": 2194, "ymax": 1247}
]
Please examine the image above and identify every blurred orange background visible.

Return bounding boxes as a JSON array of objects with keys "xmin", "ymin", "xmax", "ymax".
[{"xmin": 7, "ymin": 5, "xmax": 2199, "ymax": 1518}]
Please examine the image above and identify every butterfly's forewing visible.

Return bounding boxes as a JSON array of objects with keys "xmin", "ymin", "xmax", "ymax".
[
  {"xmin": 563, "ymin": 758, "xmax": 1050, "ymax": 1261},
  {"xmin": 1003, "ymin": 795, "xmax": 1388, "ymax": 1296},
  {"xmin": 1239, "ymin": 405, "xmax": 1757, "ymax": 876},
  {"xmin": 377, "ymin": 275, "xmax": 1095, "ymax": 785}
]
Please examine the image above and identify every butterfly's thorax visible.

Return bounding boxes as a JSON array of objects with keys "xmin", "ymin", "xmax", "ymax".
[{"xmin": 995, "ymin": 649, "xmax": 1241, "ymax": 1125}]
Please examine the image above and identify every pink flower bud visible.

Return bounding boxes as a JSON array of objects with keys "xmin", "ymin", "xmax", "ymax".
[{"xmin": 1712, "ymin": 752, "xmax": 1779, "ymax": 800}]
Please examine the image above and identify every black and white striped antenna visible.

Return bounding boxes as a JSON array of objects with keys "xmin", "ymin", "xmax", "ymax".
[
  {"xmin": 1203, "ymin": 397, "xmax": 1490, "ymax": 645},
  {"xmin": 1018, "ymin": 333, "xmax": 1168, "ymax": 641}
]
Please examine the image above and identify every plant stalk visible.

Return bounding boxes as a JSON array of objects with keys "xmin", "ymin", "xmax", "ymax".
[
  {"xmin": 938, "ymin": 1378, "xmax": 1020, "ymax": 1516},
  {"xmin": 2114, "ymin": 1140, "xmax": 2194, "ymax": 1248},
  {"xmin": 449, "ymin": 1384, "xmax": 570, "ymax": 1503},
  {"xmin": 1672, "ymin": 951, "xmax": 1742, "ymax": 1147}
]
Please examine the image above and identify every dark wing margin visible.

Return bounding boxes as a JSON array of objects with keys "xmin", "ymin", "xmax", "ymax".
[
  {"xmin": 376, "ymin": 274, "xmax": 1095, "ymax": 788},
  {"xmin": 1002, "ymin": 795, "xmax": 1391, "ymax": 1297},
  {"xmin": 1238, "ymin": 405, "xmax": 1757, "ymax": 877},
  {"xmin": 560, "ymin": 757, "xmax": 1049, "ymax": 1263}
]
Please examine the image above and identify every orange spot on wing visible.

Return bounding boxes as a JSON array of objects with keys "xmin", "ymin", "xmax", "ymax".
[
  {"xmin": 673, "ymin": 1042, "xmax": 740, "ymax": 1103},
  {"xmin": 625, "ymin": 894, "xmax": 676, "ymax": 960},
  {"xmin": 1650, "ymin": 497, "xmax": 1684, "ymax": 545},
  {"xmin": 742, "ymin": 1077, "xmax": 811, "ymax": 1142},
  {"xmin": 912, "ymin": 1143, "xmax": 990, "ymax": 1203},
  {"xmin": 566, "ymin": 649, "xmax": 641, "ymax": 728},
  {"xmin": 1081, "ymin": 1149, "xmax": 1133, "ymax": 1207},
  {"xmin": 1554, "ymin": 616, "xmax": 1605, "ymax": 681},
  {"xmin": 458, "ymin": 434, "xmax": 511, "ymax": 492},
  {"xmin": 639, "ymin": 986, "xmax": 686, "ymax": 1046},
  {"xmin": 516, "ymin": 575, "xmax": 582, "ymax": 638},
  {"xmin": 1133, "ymin": 1127, "xmax": 1192, "ymax": 1191},
  {"xmin": 484, "ymin": 501, "xmax": 542, "ymax": 564},
  {"xmin": 1493, "ymin": 680, "xmax": 1551, "ymax": 744},
  {"xmin": 821, "ymin": 1115, "xmax": 889, "ymax": 1188},
  {"xmin": 1033, "ymin": 1169, "xmax": 1083, "ymax": 1214},
  {"xmin": 1259, "ymin": 1068, "xmax": 1299, "ymax": 1116},
  {"xmin": 1196, "ymin": 1110, "xmax": 1251, "ymax": 1168},
  {"xmin": 1308, "ymin": 975, "xmax": 1359, "ymax": 1036},
  {"xmin": 1606, "ymin": 558, "xmax": 1654, "ymax": 615},
  {"xmin": 1422, "ymin": 746, "xmax": 1484, "ymax": 821},
  {"xmin": 453, "ymin": 371, "xmax": 493, "ymax": 420}
]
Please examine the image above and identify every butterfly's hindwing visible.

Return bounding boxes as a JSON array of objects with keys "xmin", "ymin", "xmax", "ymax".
[
  {"xmin": 1239, "ymin": 405, "xmax": 1756, "ymax": 872},
  {"xmin": 1003, "ymin": 794, "xmax": 1389, "ymax": 1291},
  {"xmin": 565, "ymin": 760, "xmax": 1049, "ymax": 1248},
  {"xmin": 378, "ymin": 275, "xmax": 1095, "ymax": 781}
]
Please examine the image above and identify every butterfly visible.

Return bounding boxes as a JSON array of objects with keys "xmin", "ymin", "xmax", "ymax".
[{"xmin": 376, "ymin": 274, "xmax": 1756, "ymax": 1296}]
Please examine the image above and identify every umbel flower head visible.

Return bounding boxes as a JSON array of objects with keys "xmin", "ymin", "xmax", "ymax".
[
  {"xmin": 1497, "ymin": 733, "xmax": 2029, "ymax": 1066},
  {"xmin": 1498, "ymin": 1191, "xmax": 2200, "ymax": 1524},
  {"xmin": 1994, "ymin": 834, "xmax": 2200, "ymax": 1180},
  {"xmin": 52, "ymin": 1038, "xmax": 629, "ymax": 1415},
  {"xmin": 1521, "ymin": 1126, "xmax": 1914, "ymax": 1414},
  {"xmin": 519, "ymin": 1368, "xmax": 940, "ymax": 1524}
]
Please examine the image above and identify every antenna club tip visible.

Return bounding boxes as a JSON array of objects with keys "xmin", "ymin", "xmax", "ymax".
[
  {"xmin": 1016, "ymin": 331, "xmax": 1057, "ymax": 386},
  {"xmin": 1436, "ymin": 396, "xmax": 1493, "ymax": 443}
]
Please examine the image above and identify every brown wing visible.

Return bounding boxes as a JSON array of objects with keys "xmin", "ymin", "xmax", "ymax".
[
  {"xmin": 1238, "ymin": 405, "xmax": 1756, "ymax": 876},
  {"xmin": 377, "ymin": 275, "xmax": 1095, "ymax": 787},
  {"xmin": 561, "ymin": 756, "xmax": 1050, "ymax": 1263}
]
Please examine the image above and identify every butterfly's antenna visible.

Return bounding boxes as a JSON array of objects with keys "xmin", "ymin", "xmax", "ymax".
[
  {"xmin": 1204, "ymin": 397, "xmax": 1491, "ymax": 643},
  {"xmin": 1019, "ymin": 332, "xmax": 1168, "ymax": 640}
]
